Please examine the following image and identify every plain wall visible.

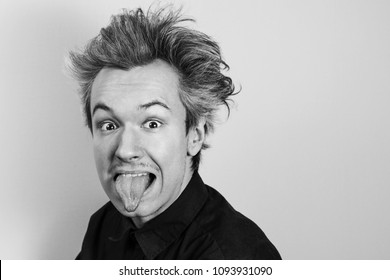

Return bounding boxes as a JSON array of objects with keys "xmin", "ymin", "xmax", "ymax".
[{"xmin": 1, "ymin": 0, "xmax": 389, "ymax": 259}]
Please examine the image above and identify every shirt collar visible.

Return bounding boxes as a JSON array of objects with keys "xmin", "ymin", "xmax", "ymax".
[{"xmin": 109, "ymin": 171, "xmax": 208, "ymax": 259}]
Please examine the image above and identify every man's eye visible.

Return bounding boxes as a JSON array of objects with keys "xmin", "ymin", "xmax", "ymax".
[
  {"xmin": 100, "ymin": 122, "xmax": 117, "ymax": 131},
  {"xmin": 143, "ymin": 120, "xmax": 162, "ymax": 129}
]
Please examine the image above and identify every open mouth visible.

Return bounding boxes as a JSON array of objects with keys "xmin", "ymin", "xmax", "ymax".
[
  {"xmin": 114, "ymin": 172, "xmax": 156, "ymax": 212},
  {"xmin": 114, "ymin": 172, "xmax": 155, "ymax": 182}
]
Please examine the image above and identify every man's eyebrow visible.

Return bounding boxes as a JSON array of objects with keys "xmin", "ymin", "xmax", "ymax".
[
  {"xmin": 92, "ymin": 103, "xmax": 112, "ymax": 116},
  {"xmin": 138, "ymin": 100, "xmax": 171, "ymax": 111}
]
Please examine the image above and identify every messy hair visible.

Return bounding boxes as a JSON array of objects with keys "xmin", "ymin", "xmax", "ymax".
[{"xmin": 68, "ymin": 6, "xmax": 237, "ymax": 171}]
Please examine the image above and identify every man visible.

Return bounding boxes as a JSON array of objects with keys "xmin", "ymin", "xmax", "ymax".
[{"xmin": 69, "ymin": 6, "xmax": 281, "ymax": 260}]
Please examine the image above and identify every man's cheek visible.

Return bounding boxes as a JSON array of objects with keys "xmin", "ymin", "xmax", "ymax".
[{"xmin": 94, "ymin": 146, "xmax": 109, "ymax": 177}]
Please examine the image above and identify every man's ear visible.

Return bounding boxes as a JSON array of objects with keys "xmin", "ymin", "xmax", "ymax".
[{"xmin": 187, "ymin": 118, "xmax": 206, "ymax": 156}]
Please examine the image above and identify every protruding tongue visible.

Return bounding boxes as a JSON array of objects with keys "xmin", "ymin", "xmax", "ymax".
[{"xmin": 115, "ymin": 174, "xmax": 150, "ymax": 212}]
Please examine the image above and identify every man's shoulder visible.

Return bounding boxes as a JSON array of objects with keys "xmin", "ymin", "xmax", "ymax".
[
  {"xmin": 194, "ymin": 185, "xmax": 281, "ymax": 259},
  {"xmin": 85, "ymin": 201, "xmax": 120, "ymax": 235}
]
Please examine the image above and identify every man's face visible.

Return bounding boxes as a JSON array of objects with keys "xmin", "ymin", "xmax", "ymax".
[{"xmin": 90, "ymin": 60, "xmax": 194, "ymax": 227}]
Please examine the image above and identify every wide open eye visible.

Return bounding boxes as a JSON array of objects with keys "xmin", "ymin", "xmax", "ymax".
[
  {"xmin": 100, "ymin": 121, "xmax": 117, "ymax": 131},
  {"xmin": 143, "ymin": 120, "xmax": 162, "ymax": 129}
]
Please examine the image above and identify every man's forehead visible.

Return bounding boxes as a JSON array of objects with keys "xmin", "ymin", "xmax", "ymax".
[{"xmin": 90, "ymin": 60, "xmax": 183, "ymax": 113}]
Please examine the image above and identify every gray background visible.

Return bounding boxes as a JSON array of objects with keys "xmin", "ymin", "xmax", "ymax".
[{"xmin": 1, "ymin": 0, "xmax": 389, "ymax": 259}]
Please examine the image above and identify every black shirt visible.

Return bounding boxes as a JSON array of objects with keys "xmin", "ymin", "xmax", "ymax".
[{"xmin": 76, "ymin": 172, "xmax": 281, "ymax": 259}]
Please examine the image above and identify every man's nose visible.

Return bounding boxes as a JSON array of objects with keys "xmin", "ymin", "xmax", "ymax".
[{"xmin": 114, "ymin": 128, "xmax": 144, "ymax": 162}]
